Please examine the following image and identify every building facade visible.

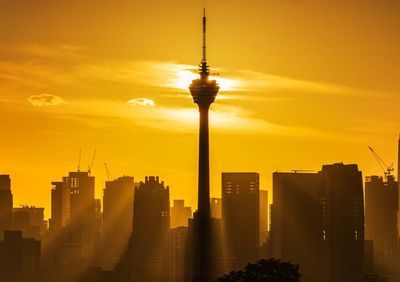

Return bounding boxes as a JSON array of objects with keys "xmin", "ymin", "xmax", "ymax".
[
  {"xmin": 270, "ymin": 163, "xmax": 364, "ymax": 282},
  {"xmin": 0, "ymin": 175, "xmax": 13, "ymax": 240},
  {"xmin": 102, "ymin": 176, "xmax": 135, "ymax": 270},
  {"xmin": 130, "ymin": 176, "xmax": 170, "ymax": 282},
  {"xmin": 222, "ymin": 172, "xmax": 260, "ymax": 271}
]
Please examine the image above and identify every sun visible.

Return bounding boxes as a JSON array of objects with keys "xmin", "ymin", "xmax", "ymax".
[{"xmin": 170, "ymin": 68, "xmax": 241, "ymax": 92}]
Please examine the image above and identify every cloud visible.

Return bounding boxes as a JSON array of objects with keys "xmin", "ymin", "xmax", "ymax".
[
  {"xmin": 28, "ymin": 94, "xmax": 66, "ymax": 107},
  {"xmin": 127, "ymin": 98, "xmax": 155, "ymax": 107}
]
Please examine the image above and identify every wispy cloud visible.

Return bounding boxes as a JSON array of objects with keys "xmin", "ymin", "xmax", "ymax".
[
  {"xmin": 127, "ymin": 98, "xmax": 155, "ymax": 107},
  {"xmin": 28, "ymin": 94, "xmax": 66, "ymax": 107}
]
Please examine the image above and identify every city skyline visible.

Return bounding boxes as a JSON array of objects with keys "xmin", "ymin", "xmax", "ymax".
[{"xmin": 1, "ymin": 1, "xmax": 400, "ymax": 216}]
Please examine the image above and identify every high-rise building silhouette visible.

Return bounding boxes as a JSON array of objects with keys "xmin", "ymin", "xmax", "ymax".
[
  {"xmin": 259, "ymin": 190, "xmax": 268, "ymax": 246},
  {"xmin": 48, "ymin": 170, "xmax": 102, "ymax": 273},
  {"xmin": 210, "ymin": 197, "xmax": 221, "ymax": 219},
  {"xmin": 65, "ymin": 171, "xmax": 96, "ymax": 224},
  {"xmin": 188, "ymin": 10, "xmax": 222, "ymax": 282},
  {"xmin": 130, "ymin": 176, "xmax": 170, "ymax": 282},
  {"xmin": 222, "ymin": 172, "xmax": 259, "ymax": 270},
  {"xmin": 365, "ymin": 175, "xmax": 398, "ymax": 266},
  {"xmin": 12, "ymin": 206, "xmax": 46, "ymax": 239},
  {"xmin": 170, "ymin": 199, "xmax": 192, "ymax": 228},
  {"xmin": 271, "ymin": 171, "xmax": 324, "ymax": 282},
  {"xmin": 64, "ymin": 171, "xmax": 101, "ymax": 267},
  {"xmin": 0, "ymin": 175, "xmax": 13, "ymax": 240},
  {"xmin": 0, "ymin": 230, "xmax": 41, "ymax": 280},
  {"xmin": 102, "ymin": 176, "xmax": 135, "ymax": 270},
  {"xmin": 50, "ymin": 181, "xmax": 70, "ymax": 232},
  {"xmin": 168, "ymin": 226, "xmax": 188, "ymax": 282},
  {"xmin": 270, "ymin": 163, "xmax": 364, "ymax": 282},
  {"xmin": 322, "ymin": 163, "xmax": 364, "ymax": 282},
  {"xmin": 398, "ymin": 134, "xmax": 400, "ymax": 182}
]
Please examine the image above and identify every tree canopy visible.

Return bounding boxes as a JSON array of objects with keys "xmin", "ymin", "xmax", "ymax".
[{"xmin": 217, "ymin": 258, "xmax": 300, "ymax": 282}]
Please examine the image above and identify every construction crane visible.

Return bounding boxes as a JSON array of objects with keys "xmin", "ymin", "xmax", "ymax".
[
  {"xmin": 104, "ymin": 162, "xmax": 112, "ymax": 181},
  {"xmin": 88, "ymin": 150, "xmax": 97, "ymax": 175},
  {"xmin": 368, "ymin": 146, "xmax": 394, "ymax": 177}
]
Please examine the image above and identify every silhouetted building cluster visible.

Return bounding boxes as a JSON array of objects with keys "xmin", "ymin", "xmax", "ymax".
[{"xmin": 1, "ymin": 149, "xmax": 400, "ymax": 282}]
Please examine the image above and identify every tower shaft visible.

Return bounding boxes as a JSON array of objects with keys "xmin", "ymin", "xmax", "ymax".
[{"xmin": 198, "ymin": 106, "xmax": 211, "ymax": 216}]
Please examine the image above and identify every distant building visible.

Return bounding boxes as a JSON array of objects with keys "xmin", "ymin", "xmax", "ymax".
[
  {"xmin": 130, "ymin": 176, "xmax": 170, "ymax": 282},
  {"xmin": 186, "ymin": 216, "xmax": 226, "ymax": 282},
  {"xmin": 222, "ymin": 172, "xmax": 259, "ymax": 270},
  {"xmin": 168, "ymin": 226, "xmax": 188, "ymax": 282},
  {"xmin": 0, "ymin": 230, "xmax": 41, "ymax": 275},
  {"xmin": 48, "ymin": 171, "xmax": 102, "ymax": 273},
  {"xmin": 398, "ymin": 135, "xmax": 400, "ymax": 185},
  {"xmin": 210, "ymin": 198, "xmax": 221, "ymax": 219},
  {"xmin": 50, "ymin": 181, "xmax": 70, "ymax": 232},
  {"xmin": 271, "ymin": 171, "xmax": 323, "ymax": 282},
  {"xmin": 12, "ymin": 206, "xmax": 46, "ymax": 239},
  {"xmin": 170, "ymin": 200, "xmax": 192, "ymax": 228},
  {"xmin": 270, "ymin": 163, "xmax": 364, "ymax": 282},
  {"xmin": 322, "ymin": 163, "xmax": 364, "ymax": 282},
  {"xmin": 102, "ymin": 176, "xmax": 135, "ymax": 270},
  {"xmin": 0, "ymin": 175, "xmax": 13, "ymax": 240},
  {"xmin": 66, "ymin": 171, "xmax": 96, "ymax": 224},
  {"xmin": 365, "ymin": 175, "xmax": 398, "ymax": 256},
  {"xmin": 259, "ymin": 190, "xmax": 268, "ymax": 246}
]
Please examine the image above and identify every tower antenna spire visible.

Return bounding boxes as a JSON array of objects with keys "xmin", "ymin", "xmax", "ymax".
[
  {"xmin": 200, "ymin": 8, "xmax": 209, "ymax": 78},
  {"xmin": 202, "ymin": 8, "xmax": 206, "ymax": 63}
]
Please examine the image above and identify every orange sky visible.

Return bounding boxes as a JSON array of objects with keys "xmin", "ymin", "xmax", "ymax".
[{"xmin": 0, "ymin": 0, "xmax": 399, "ymax": 218}]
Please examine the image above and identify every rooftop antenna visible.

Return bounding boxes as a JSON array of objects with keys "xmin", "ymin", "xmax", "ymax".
[
  {"xmin": 77, "ymin": 149, "xmax": 82, "ymax": 172},
  {"xmin": 200, "ymin": 8, "xmax": 210, "ymax": 79}
]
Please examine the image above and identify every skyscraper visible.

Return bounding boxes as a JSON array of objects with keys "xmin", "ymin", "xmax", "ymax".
[
  {"xmin": 0, "ymin": 231, "xmax": 41, "ymax": 278},
  {"xmin": 365, "ymin": 175, "xmax": 398, "ymax": 264},
  {"xmin": 222, "ymin": 172, "xmax": 259, "ymax": 270},
  {"xmin": 188, "ymin": 10, "xmax": 221, "ymax": 282},
  {"xmin": 398, "ymin": 134, "xmax": 400, "ymax": 182},
  {"xmin": 48, "ymin": 170, "xmax": 101, "ymax": 272},
  {"xmin": 130, "ymin": 176, "xmax": 170, "ymax": 282},
  {"xmin": 64, "ymin": 171, "xmax": 95, "ymax": 225},
  {"xmin": 102, "ymin": 176, "xmax": 135, "ymax": 270},
  {"xmin": 271, "ymin": 171, "xmax": 324, "ymax": 282},
  {"xmin": 50, "ymin": 181, "xmax": 70, "ymax": 232},
  {"xmin": 259, "ymin": 190, "xmax": 268, "ymax": 246},
  {"xmin": 64, "ymin": 171, "xmax": 101, "ymax": 266},
  {"xmin": 0, "ymin": 175, "xmax": 13, "ymax": 240},
  {"xmin": 321, "ymin": 163, "xmax": 364, "ymax": 282},
  {"xmin": 168, "ymin": 226, "xmax": 188, "ymax": 282},
  {"xmin": 270, "ymin": 163, "xmax": 364, "ymax": 282}
]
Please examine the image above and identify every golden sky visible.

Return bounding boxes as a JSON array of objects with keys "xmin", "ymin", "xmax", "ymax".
[{"xmin": 1, "ymin": 0, "xmax": 399, "ymax": 218}]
